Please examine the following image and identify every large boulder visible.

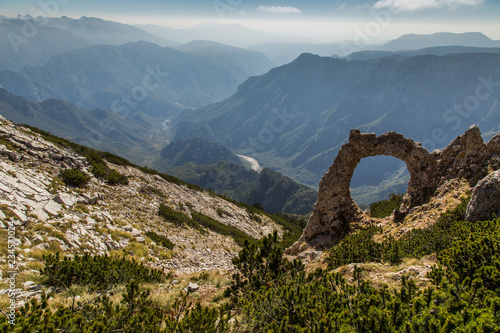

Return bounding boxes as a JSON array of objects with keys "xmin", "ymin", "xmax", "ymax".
[{"xmin": 465, "ymin": 170, "xmax": 500, "ymax": 222}]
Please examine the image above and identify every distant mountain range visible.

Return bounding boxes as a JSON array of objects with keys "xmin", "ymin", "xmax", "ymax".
[
  {"xmin": 0, "ymin": 87, "xmax": 164, "ymax": 164},
  {"xmin": 342, "ymin": 46, "xmax": 500, "ymax": 61},
  {"xmin": 0, "ymin": 15, "xmax": 175, "ymax": 71},
  {"xmin": 0, "ymin": 40, "xmax": 274, "ymax": 112},
  {"xmin": 248, "ymin": 32, "xmax": 500, "ymax": 65},
  {"xmin": 378, "ymin": 32, "xmax": 500, "ymax": 52},
  {"xmin": 137, "ymin": 23, "xmax": 315, "ymax": 49},
  {"xmin": 247, "ymin": 42, "xmax": 374, "ymax": 66},
  {"xmin": 170, "ymin": 52, "xmax": 500, "ymax": 190},
  {"xmin": 2, "ymin": 15, "xmax": 500, "ymax": 207}
]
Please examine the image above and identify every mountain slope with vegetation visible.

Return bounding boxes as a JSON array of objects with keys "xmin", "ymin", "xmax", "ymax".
[
  {"xmin": 168, "ymin": 161, "xmax": 317, "ymax": 215},
  {"xmin": 3, "ymin": 180, "xmax": 500, "ymax": 331},
  {"xmin": 0, "ymin": 88, "xmax": 165, "ymax": 165},
  {"xmin": 1, "ymin": 114, "xmax": 498, "ymax": 332},
  {"xmin": 171, "ymin": 52, "xmax": 500, "ymax": 188},
  {"xmin": 0, "ymin": 114, "xmax": 306, "ymax": 283}
]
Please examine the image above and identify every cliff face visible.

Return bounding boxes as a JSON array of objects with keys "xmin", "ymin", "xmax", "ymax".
[
  {"xmin": 288, "ymin": 125, "xmax": 500, "ymax": 253},
  {"xmin": 0, "ymin": 115, "xmax": 282, "ymax": 276}
]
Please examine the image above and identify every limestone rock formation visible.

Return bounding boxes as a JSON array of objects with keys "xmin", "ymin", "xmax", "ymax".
[
  {"xmin": 465, "ymin": 169, "xmax": 500, "ymax": 222},
  {"xmin": 288, "ymin": 125, "xmax": 500, "ymax": 253}
]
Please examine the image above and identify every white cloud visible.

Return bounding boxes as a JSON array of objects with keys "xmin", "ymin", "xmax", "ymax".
[
  {"xmin": 256, "ymin": 6, "xmax": 302, "ymax": 14},
  {"xmin": 373, "ymin": 0, "xmax": 484, "ymax": 12}
]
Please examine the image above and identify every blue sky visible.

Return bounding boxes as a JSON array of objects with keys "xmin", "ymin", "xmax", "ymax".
[{"xmin": 2, "ymin": 0, "xmax": 499, "ymax": 41}]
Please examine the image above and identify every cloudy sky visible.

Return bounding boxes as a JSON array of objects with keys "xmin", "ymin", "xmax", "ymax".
[{"xmin": 3, "ymin": 0, "xmax": 500, "ymax": 42}]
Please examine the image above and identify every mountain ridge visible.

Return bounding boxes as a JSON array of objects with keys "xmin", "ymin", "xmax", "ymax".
[
  {"xmin": 0, "ymin": 15, "xmax": 176, "ymax": 71},
  {"xmin": 0, "ymin": 40, "xmax": 274, "ymax": 113},
  {"xmin": 378, "ymin": 32, "xmax": 500, "ymax": 51},
  {"xmin": 170, "ymin": 52, "xmax": 500, "ymax": 189}
]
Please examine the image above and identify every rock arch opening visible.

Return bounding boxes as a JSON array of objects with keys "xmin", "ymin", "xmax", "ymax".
[
  {"xmin": 350, "ymin": 155, "xmax": 409, "ymax": 210},
  {"xmin": 294, "ymin": 129, "xmax": 437, "ymax": 250},
  {"xmin": 288, "ymin": 126, "xmax": 500, "ymax": 254}
]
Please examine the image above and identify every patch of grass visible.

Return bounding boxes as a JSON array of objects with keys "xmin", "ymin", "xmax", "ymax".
[
  {"xmin": 108, "ymin": 229, "xmax": 134, "ymax": 242},
  {"xmin": 72, "ymin": 203, "xmax": 89, "ymax": 214},
  {"xmin": 0, "ymin": 231, "xmax": 8, "ymax": 256},
  {"xmin": 48, "ymin": 176, "xmax": 64, "ymax": 194},
  {"xmin": 32, "ymin": 225, "xmax": 66, "ymax": 240},
  {"xmin": 124, "ymin": 242, "xmax": 149, "ymax": 258},
  {"xmin": 28, "ymin": 246, "xmax": 60, "ymax": 260},
  {"xmin": 0, "ymin": 204, "xmax": 19, "ymax": 220},
  {"xmin": 192, "ymin": 271, "xmax": 210, "ymax": 282},
  {"xmin": 140, "ymin": 185, "xmax": 164, "ymax": 198},
  {"xmin": 158, "ymin": 250, "xmax": 173, "ymax": 260},
  {"xmin": 0, "ymin": 135, "xmax": 17, "ymax": 151}
]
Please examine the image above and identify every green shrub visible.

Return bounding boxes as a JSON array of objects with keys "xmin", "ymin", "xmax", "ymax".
[
  {"xmin": 60, "ymin": 168, "xmax": 89, "ymax": 187},
  {"xmin": 1, "ymin": 281, "xmax": 230, "ymax": 332},
  {"xmin": 327, "ymin": 195, "xmax": 471, "ymax": 268},
  {"xmin": 327, "ymin": 226, "xmax": 383, "ymax": 268},
  {"xmin": 190, "ymin": 210, "xmax": 256, "ymax": 247},
  {"xmin": 226, "ymin": 204, "xmax": 500, "ymax": 332},
  {"xmin": 158, "ymin": 203, "xmax": 204, "ymax": 233},
  {"xmin": 145, "ymin": 231, "xmax": 175, "ymax": 249},
  {"xmin": 40, "ymin": 253, "xmax": 166, "ymax": 291},
  {"xmin": 369, "ymin": 193, "xmax": 404, "ymax": 218}
]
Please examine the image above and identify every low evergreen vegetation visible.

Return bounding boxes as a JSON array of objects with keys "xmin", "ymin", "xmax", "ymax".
[
  {"xmin": 4, "ymin": 192, "xmax": 500, "ymax": 332},
  {"xmin": 3, "ymin": 281, "xmax": 230, "ymax": 332},
  {"xmin": 328, "ymin": 195, "xmax": 470, "ymax": 268},
  {"xmin": 225, "ymin": 198, "xmax": 500, "ymax": 331},
  {"xmin": 60, "ymin": 168, "xmax": 89, "ymax": 188},
  {"xmin": 369, "ymin": 193, "xmax": 404, "ymax": 218},
  {"xmin": 145, "ymin": 231, "xmax": 175, "ymax": 250},
  {"xmin": 190, "ymin": 210, "xmax": 256, "ymax": 247},
  {"xmin": 158, "ymin": 203, "xmax": 199, "ymax": 230},
  {"xmin": 40, "ymin": 253, "xmax": 166, "ymax": 291},
  {"xmin": 157, "ymin": 203, "xmax": 257, "ymax": 246},
  {"xmin": 157, "ymin": 200, "xmax": 305, "ymax": 249}
]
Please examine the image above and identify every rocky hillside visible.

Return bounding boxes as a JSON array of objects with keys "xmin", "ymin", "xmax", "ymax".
[{"xmin": 0, "ymin": 114, "xmax": 285, "ymax": 285}]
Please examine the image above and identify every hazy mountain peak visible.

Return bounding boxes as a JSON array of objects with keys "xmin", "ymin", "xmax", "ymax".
[{"xmin": 380, "ymin": 31, "xmax": 500, "ymax": 51}]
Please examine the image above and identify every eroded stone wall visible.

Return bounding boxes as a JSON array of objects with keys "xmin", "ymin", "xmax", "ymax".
[{"xmin": 288, "ymin": 125, "xmax": 500, "ymax": 253}]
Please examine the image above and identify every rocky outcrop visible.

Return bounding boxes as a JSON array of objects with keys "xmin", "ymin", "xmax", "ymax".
[
  {"xmin": 288, "ymin": 125, "xmax": 500, "ymax": 253},
  {"xmin": 465, "ymin": 170, "xmax": 500, "ymax": 222}
]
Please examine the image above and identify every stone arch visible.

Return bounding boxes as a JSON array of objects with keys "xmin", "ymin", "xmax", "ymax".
[
  {"xmin": 297, "ymin": 129, "xmax": 437, "ymax": 249},
  {"xmin": 286, "ymin": 125, "xmax": 500, "ymax": 255}
]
